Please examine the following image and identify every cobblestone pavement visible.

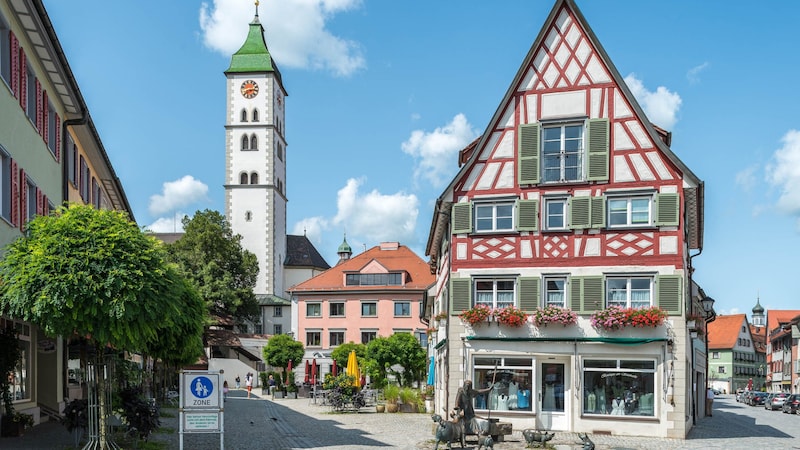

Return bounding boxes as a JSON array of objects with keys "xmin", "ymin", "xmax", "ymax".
[{"xmin": 8, "ymin": 391, "xmax": 800, "ymax": 449}]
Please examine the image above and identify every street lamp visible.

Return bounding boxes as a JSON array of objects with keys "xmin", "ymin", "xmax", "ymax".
[{"xmin": 701, "ymin": 296, "xmax": 716, "ymax": 322}]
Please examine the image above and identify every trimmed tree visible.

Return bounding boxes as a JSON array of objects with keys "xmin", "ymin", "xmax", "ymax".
[
  {"xmin": 0, "ymin": 204, "xmax": 204, "ymax": 448},
  {"xmin": 262, "ymin": 334, "xmax": 304, "ymax": 386}
]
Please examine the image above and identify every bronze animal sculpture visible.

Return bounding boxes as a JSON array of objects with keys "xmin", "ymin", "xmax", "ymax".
[
  {"xmin": 578, "ymin": 433, "xmax": 595, "ymax": 450},
  {"xmin": 477, "ymin": 434, "xmax": 494, "ymax": 450},
  {"xmin": 522, "ymin": 429, "xmax": 555, "ymax": 448},
  {"xmin": 432, "ymin": 409, "xmax": 465, "ymax": 450}
]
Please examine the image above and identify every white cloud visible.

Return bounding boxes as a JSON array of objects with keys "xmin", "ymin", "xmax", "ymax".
[
  {"xmin": 332, "ymin": 178, "xmax": 419, "ymax": 243},
  {"xmin": 199, "ymin": 0, "xmax": 366, "ymax": 77},
  {"xmin": 401, "ymin": 113, "xmax": 478, "ymax": 188},
  {"xmin": 735, "ymin": 164, "xmax": 759, "ymax": 192},
  {"xmin": 146, "ymin": 212, "xmax": 188, "ymax": 233},
  {"xmin": 766, "ymin": 129, "xmax": 800, "ymax": 216},
  {"xmin": 624, "ymin": 74, "xmax": 682, "ymax": 130},
  {"xmin": 686, "ymin": 62, "xmax": 710, "ymax": 84},
  {"xmin": 148, "ymin": 175, "xmax": 209, "ymax": 216},
  {"xmin": 291, "ymin": 216, "xmax": 329, "ymax": 246}
]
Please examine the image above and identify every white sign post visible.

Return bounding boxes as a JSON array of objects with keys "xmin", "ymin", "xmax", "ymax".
[{"xmin": 179, "ymin": 370, "xmax": 224, "ymax": 450}]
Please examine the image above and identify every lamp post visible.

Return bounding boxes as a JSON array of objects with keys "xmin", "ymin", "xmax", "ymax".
[{"xmin": 701, "ymin": 296, "xmax": 716, "ymax": 417}]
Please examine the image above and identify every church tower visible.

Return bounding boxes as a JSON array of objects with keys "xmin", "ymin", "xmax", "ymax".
[
  {"xmin": 225, "ymin": 3, "xmax": 287, "ymax": 300},
  {"xmin": 751, "ymin": 297, "xmax": 765, "ymax": 327}
]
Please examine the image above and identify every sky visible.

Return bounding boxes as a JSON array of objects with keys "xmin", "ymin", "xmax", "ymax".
[{"xmin": 41, "ymin": 0, "xmax": 800, "ymax": 319}]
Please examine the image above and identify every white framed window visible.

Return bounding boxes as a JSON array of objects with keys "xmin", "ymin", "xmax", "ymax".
[
  {"xmin": 361, "ymin": 330, "xmax": 377, "ymax": 344},
  {"xmin": 0, "ymin": 147, "xmax": 10, "ymax": 222},
  {"xmin": 273, "ymin": 324, "xmax": 282, "ymax": 335},
  {"xmin": 583, "ymin": 358, "xmax": 656, "ymax": 417},
  {"xmin": 0, "ymin": 16, "xmax": 10, "ymax": 86},
  {"xmin": 25, "ymin": 177, "xmax": 36, "ymax": 224},
  {"xmin": 274, "ymin": 306, "xmax": 282, "ymax": 317},
  {"xmin": 475, "ymin": 278, "xmax": 515, "ymax": 309},
  {"xmin": 394, "ymin": 301, "xmax": 411, "ymax": 317},
  {"xmin": 475, "ymin": 202, "xmax": 514, "ymax": 232},
  {"xmin": 306, "ymin": 303, "xmax": 321, "ymax": 317},
  {"xmin": 608, "ymin": 196, "xmax": 652, "ymax": 228},
  {"xmin": 542, "ymin": 123, "xmax": 584, "ymax": 183},
  {"xmin": 25, "ymin": 64, "xmax": 35, "ymax": 122},
  {"xmin": 1, "ymin": 318, "xmax": 32, "ymax": 404},
  {"xmin": 329, "ymin": 331, "xmax": 345, "ymax": 346},
  {"xmin": 329, "ymin": 302, "xmax": 345, "ymax": 317},
  {"xmin": 544, "ymin": 197, "xmax": 568, "ymax": 230},
  {"xmin": 544, "ymin": 276, "xmax": 567, "ymax": 307},
  {"xmin": 473, "ymin": 356, "xmax": 534, "ymax": 412},
  {"xmin": 606, "ymin": 276, "xmax": 653, "ymax": 309},
  {"xmin": 361, "ymin": 302, "xmax": 377, "ymax": 317},
  {"xmin": 306, "ymin": 331, "xmax": 321, "ymax": 347},
  {"xmin": 47, "ymin": 101, "xmax": 57, "ymax": 156}
]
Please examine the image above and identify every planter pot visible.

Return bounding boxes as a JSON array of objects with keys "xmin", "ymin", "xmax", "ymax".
[
  {"xmin": 0, "ymin": 416, "xmax": 23, "ymax": 437},
  {"xmin": 386, "ymin": 403, "xmax": 399, "ymax": 413},
  {"xmin": 425, "ymin": 399, "xmax": 434, "ymax": 413},
  {"xmin": 286, "ymin": 392, "xmax": 297, "ymax": 399},
  {"xmin": 687, "ymin": 320, "xmax": 697, "ymax": 330},
  {"xmin": 375, "ymin": 404, "xmax": 385, "ymax": 413},
  {"xmin": 274, "ymin": 391, "xmax": 284, "ymax": 399},
  {"xmin": 399, "ymin": 403, "xmax": 416, "ymax": 413}
]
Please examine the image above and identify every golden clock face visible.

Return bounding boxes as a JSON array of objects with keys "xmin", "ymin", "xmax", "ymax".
[{"xmin": 240, "ymin": 80, "xmax": 259, "ymax": 99}]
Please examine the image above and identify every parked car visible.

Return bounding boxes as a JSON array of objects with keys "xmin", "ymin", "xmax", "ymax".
[
  {"xmin": 782, "ymin": 394, "xmax": 800, "ymax": 414},
  {"xmin": 736, "ymin": 389, "xmax": 747, "ymax": 403},
  {"xmin": 749, "ymin": 392, "xmax": 768, "ymax": 406},
  {"xmin": 741, "ymin": 390, "xmax": 756, "ymax": 404},
  {"xmin": 766, "ymin": 392, "xmax": 788, "ymax": 410},
  {"xmin": 763, "ymin": 393, "xmax": 774, "ymax": 409}
]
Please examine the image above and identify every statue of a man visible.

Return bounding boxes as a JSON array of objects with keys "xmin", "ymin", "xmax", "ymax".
[{"xmin": 455, "ymin": 379, "xmax": 494, "ymax": 434}]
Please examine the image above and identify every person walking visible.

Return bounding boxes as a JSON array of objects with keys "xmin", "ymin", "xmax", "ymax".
[
  {"xmin": 223, "ymin": 380, "xmax": 229, "ymax": 401},
  {"xmin": 235, "ymin": 375, "xmax": 241, "ymax": 390},
  {"xmin": 706, "ymin": 386, "xmax": 715, "ymax": 416},
  {"xmin": 246, "ymin": 373, "xmax": 253, "ymax": 399}
]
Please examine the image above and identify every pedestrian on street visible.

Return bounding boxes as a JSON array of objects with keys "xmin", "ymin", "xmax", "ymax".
[
  {"xmin": 223, "ymin": 380, "xmax": 229, "ymax": 401},
  {"xmin": 706, "ymin": 386, "xmax": 715, "ymax": 416},
  {"xmin": 246, "ymin": 373, "xmax": 253, "ymax": 399},
  {"xmin": 235, "ymin": 375, "xmax": 241, "ymax": 389}
]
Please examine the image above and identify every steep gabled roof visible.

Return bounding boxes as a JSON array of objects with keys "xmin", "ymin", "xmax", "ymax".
[
  {"xmin": 708, "ymin": 314, "xmax": 747, "ymax": 350},
  {"xmin": 426, "ymin": 0, "xmax": 703, "ymax": 258},
  {"xmin": 288, "ymin": 243, "xmax": 435, "ymax": 293},
  {"xmin": 285, "ymin": 234, "xmax": 330, "ymax": 270},
  {"xmin": 767, "ymin": 310, "xmax": 800, "ymax": 332}
]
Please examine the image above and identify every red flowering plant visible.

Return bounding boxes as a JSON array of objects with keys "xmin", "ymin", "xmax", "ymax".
[
  {"xmin": 628, "ymin": 306, "xmax": 667, "ymax": 328},
  {"xmin": 493, "ymin": 305, "xmax": 529, "ymax": 327},
  {"xmin": 458, "ymin": 304, "xmax": 492, "ymax": 326},
  {"xmin": 589, "ymin": 305, "xmax": 629, "ymax": 331},
  {"xmin": 532, "ymin": 305, "xmax": 578, "ymax": 327}
]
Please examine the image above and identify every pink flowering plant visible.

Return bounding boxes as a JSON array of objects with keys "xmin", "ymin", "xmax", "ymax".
[
  {"xmin": 493, "ymin": 306, "xmax": 529, "ymax": 327},
  {"xmin": 590, "ymin": 305, "xmax": 629, "ymax": 331},
  {"xmin": 459, "ymin": 304, "xmax": 492, "ymax": 326},
  {"xmin": 532, "ymin": 305, "xmax": 578, "ymax": 327},
  {"xmin": 590, "ymin": 305, "xmax": 668, "ymax": 331}
]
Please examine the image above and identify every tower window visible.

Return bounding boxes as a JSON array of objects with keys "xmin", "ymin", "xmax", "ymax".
[
  {"xmin": 241, "ymin": 135, "xmax": 249, "ymax": 151},
  {"xmin": 240, "ymin": 172, "xmax": 248, "ymax": 184},
  {"xmin": 250, "ymin": 172, "xmax": 258, "ymax": 184},
  {"xmin": 250, "ymin": 135, "xmax": 257, "ymax": 150},
  {"xmin": 245, "ymin": 211, "xmax": 252, "ymax": 221},
  {"xmin": 252, "ymin": 109, "xmax": 259, "ymax": 122},
  {"xmin": 240, "ymin": 109, "xmax": 248, "ymax": 122},
  {"xmin": 277, "ymin": 142, "xmax": 283, "ymax": 162}
]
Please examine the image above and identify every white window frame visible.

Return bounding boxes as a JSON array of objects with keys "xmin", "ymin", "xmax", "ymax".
[
  {"xmin": 0, "ymin": 147, "xmax": 10, "ymax": 222},
  {"xmin": 541, "ymin": 122, "xmax": 585, "ymax": 183},
  {"xmin": 329, "ymin": 330, "xmax": 345, "ymax": 347},
  {"xmin": 274, "ymin": 306, "xmax": 282, "ymax": 317},
  {"xmin": 543, "ymin": 197, "xmax": 568, "ymax": 231},
  {"xmin": 306, "ymin": 330, "xmax": 321, "ymax": 347},
  {"xmin": 474, "ymin": 202, "xmax": 514, "ymax": 232},
  {"xmin": 394, "ymin": 301, "xmax": 411, "ymax": 317},
  {"xmin": 25, "ymin": 63, "xmax": 35, "ymax": 123},
  {"xmin": 47, "ymin": 100, "xmax": 57, "ymax": 156},
  {"xmin": 306, "ymin": 303, "xmax": 321, "ymax": 317},
  {"xmin": 474, "ymin": 278, "xmax": 515, "ymax": 309},
  {"xmin": 360, "ymin": 330, "xmax": 377, "ymax": 344},
  {"xmin": 329, "ymin": 302, "xmax": 345, "ymax": 317},
  {"xmin": 543, "ymin": 275, "xmax": 568, "ymax": 307},
  {"xmin": 607, "ymin": 195, "xmax": 653, "ymax": 228},
  {"xmin": 361, "ymin": 302, "xmax": 377, "ymax": 317},
  {"xmin": 606, "ymin": 276, "xmax": 653, "ymax": 309},
  {"xmin": 0, "ymin": 16, "xmax": 10, "ymax": 86}
]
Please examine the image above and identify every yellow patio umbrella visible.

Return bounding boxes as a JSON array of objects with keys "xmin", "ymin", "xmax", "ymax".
[{"xmin": 346, "ymin": 350, "xmax": 361, "ymax": 388}]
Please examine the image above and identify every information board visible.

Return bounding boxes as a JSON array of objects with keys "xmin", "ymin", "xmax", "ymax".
[{"xmin": 184, "ymin": 411, "xmax": 221, "ymax": 432}]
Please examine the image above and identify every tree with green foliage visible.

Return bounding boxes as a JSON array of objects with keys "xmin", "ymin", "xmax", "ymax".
[
  {"xmin": 0, "ymin": 204, "xmax": 205, "ymax": 448},
  {"xmin": 262, "ymin": 334, "xmax": 304, "ymax": 382},
  {"xmin": 367, "ymin": 333, "xmax": 427, "ymax": 386},
  {"xmin": 330, "ymin": 342, "xmax": 367, "ymax": 371},
  {"xmin": 164, "ymin": 209, "xmax": 259, "ymax": 322}
]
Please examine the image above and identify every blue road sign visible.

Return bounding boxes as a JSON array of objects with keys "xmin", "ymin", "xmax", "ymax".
[{"xmin": 191, "ymin": 376, "xmax": 214, "ymax": 399}]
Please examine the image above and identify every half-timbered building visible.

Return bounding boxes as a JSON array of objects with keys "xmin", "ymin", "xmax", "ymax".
[{"xmin": 424, "ymin": 0, "xmax": 704, "ymax": 438}]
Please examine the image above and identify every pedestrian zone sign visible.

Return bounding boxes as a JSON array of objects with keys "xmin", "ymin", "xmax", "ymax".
[{"xmin": 181, "ymin": 371, "xmax": 221, "ymax": 409}]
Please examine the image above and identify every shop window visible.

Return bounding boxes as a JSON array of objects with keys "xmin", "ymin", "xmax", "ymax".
[
  {"xmin": 472, "ymin": 356, "xmax": 533, "ymax": 412},
  {"xmin": 582, "ymin": 359, "xmax": 656, "ymax": 417}
]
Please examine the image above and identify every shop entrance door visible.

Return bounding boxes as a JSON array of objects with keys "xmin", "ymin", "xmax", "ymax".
[{"xmin": 537, "ymin": 359, "xmax": 569, "ymax": 431}]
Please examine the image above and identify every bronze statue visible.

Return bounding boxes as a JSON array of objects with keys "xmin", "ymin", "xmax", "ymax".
[{"xmin": 454, "ymin": 379, "xmax": 493, "ymax": 435}]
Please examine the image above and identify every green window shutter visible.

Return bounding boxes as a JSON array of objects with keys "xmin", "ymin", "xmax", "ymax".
[
  {"xmin": 569, "ymin": 276, "xmax": 584, "ymax": 313},
  {"xmin": 518, "ymin": 277, "xmax": 540, "ymax": 312},
  {"xmin": 587, "ymin": 118, "xmax": 609, "ymax": 181},
  {"xmin": 516, "ymin": 199, "xmax": 539, "ymax": 231},
  {"xmin": 569, "ymin": 196, "xmax": 591, "ymax": 229},
  {"xmin": 450, "ymin": 278, "xmax": 472, "ymax": 314},
  {"xmin": 656, "ymin": 275, "xmax": 682, "ymax": 315},
  {"xmin": 582, "ymin": 276, "xmax": 604, "ymax": 312},
  {"xmin": 451, "ymin": 202, "xmax": 473, "ymax": 234},
  {"xmin": 590, "ymin": 195, "xmax": 605, "ymax": 228},
  {"xmin": 655, "ymin": 193, "xmax": 679, "ymax": 226},
  {"xmin": 518, "ymin": 123, "xmax": 540, "ymax": 185}
]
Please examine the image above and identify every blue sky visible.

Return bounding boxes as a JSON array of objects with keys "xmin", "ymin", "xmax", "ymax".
[{"xmin": 42, "ymin": 0, "xmax": 800, "ymax": 318}]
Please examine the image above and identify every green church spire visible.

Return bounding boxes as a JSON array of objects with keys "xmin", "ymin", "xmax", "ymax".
[{"xmin": 225, "ymin": 2, "xmax": 281, "ymax": 76}]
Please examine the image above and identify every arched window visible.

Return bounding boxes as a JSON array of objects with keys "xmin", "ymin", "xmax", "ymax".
[
  {"xmin": 240, "ymin": 173, "xmax": 248, "ymax": 184},
  {"xmin": 245, "ymin": 211, "xmax": 253, "ymax": 221},
  {"xmin": 250, "ymin": 172, "xmax": 259, "ymax": 184},
  {"xmin": 252, "ymin": 109, "xmax": 259, "ymax": 122},
  {"xmin": 241, "ymin": 135, "xmax": 249, "ymax": 151},
  {"xmin": 240, "ymin": 109, "xmax": 248, "ymax": 122},
  {"xmin": 250, "ymin": 134, "xmax": 258, "ymax": 150}
]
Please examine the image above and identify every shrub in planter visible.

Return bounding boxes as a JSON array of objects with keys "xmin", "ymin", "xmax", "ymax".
[
  {"xmin": 62, "ymin": 398, "xmax": 88, "ymax": 447},
  {"xmin": 383, "ymin": 384, "xmax": 400, "ymax": 406},
  {"xmin": 119, "ymin": 387, "xmax": 160, "ymax": 442}
]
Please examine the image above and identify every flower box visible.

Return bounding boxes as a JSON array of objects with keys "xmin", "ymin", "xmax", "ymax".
[
  {"xmin": 590, "ymin": 306, "xmax": 667, "ymax": 331},
  {"xmin": 532, "ymin": 306, "xmax": 578, "ymax": 327},
  {"xmin": 493, "ymin": 306, "xmax": 528, "ymax": 327},
  {"xmin": 459, "ymin": 304, "xmax": 493, "ymax": 326}
]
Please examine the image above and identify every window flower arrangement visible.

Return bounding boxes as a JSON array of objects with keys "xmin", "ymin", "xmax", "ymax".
[
  {"xmin": 493, "ymin": 305, "xmax": 528, "ymax": 327},
  {"xmin": 590, "ymin": 305, "xmax": 629, "ymax": 331},
  {"xmin": 434, "ymin": 312, "xmax": 448, "ymax": 321},
  {"xmin": 425, "ymin": 327, "xmax": 438, "ymax": 336},
  {"xmin": 532, "ymin": 305, "xmax": 578, "ymax": 327},
  {"xmin": 628, "ymin": 306, "xmax": 667, "ymax": 328},
  {"xmin": 458, "ymin": 304, "xmax": 492, "ymax": 326}
]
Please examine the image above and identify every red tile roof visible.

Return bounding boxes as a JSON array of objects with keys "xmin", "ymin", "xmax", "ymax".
[
  {"xmin": 767, "ymin": 310, "xmax": 800, "ymax": 332},
  {"xmin": 707, "ymin": 314, "xmax": 747, "ymax": 350},
  {"xmin": 288, "ymin": 242, "xmax": 434, "ymax": 292}
]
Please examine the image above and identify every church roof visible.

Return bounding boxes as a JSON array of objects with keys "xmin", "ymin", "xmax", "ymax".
[
  {"xmin": 752, "ymin": 299, "xmax": 764, "ymax": 314},
  {"xmin": 285, "ymin": 235, "xmax": 330, "ymax": 269},
  {"xmin": 226, "ymin": 12, "xmax": 283, "ymax": 84}
]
